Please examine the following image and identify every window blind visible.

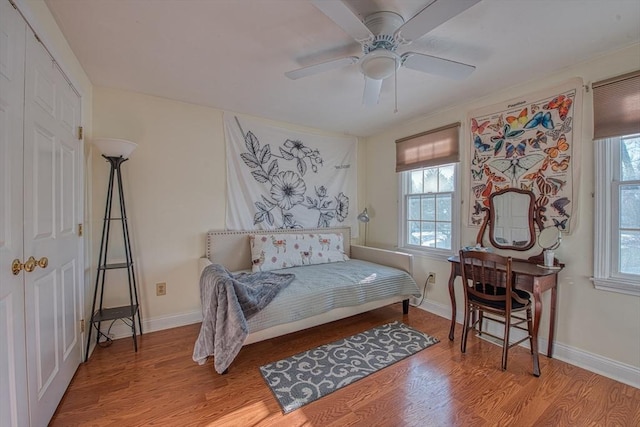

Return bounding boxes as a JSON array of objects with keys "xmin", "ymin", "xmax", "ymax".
[
  {"xmin": 593, "ymin": 70, "xmax": 640, "ymax": 139},
  {"xmin": 395, "ymin": 122, "xmax": 460, "ymax": 172}
]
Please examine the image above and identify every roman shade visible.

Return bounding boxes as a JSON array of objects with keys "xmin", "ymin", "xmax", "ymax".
[
  {"xmin": 395, "ymin": 122, "xmax": 460, "ymax": 172},
  {"xmin": 593, "ymin": 70, "xmax": 640, "ymax": 139}
]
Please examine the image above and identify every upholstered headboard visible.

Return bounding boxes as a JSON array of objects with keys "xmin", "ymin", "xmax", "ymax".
[{"xmin": 205, "ymin": 227, "xmax": 352, "ymax": 272}]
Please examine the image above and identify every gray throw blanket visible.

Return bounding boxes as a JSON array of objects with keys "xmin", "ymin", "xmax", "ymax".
[{"xmin": 192, "ymin": 264, "xmax": 295, "ymax": 374}]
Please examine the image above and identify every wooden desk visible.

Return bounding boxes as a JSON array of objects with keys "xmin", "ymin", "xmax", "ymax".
[{"xmin": 447, "ymin": 255, "xmax": 562, "ymax": 358}]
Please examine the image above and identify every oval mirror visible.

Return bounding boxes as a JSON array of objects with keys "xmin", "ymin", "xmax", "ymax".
[
  {"xmin": 538, "ymin": 226, "xmax": 561, "ymax": 250},
  {"xmin": 488, "ymin": 188, "xmax": 536, "ymax": 250}
]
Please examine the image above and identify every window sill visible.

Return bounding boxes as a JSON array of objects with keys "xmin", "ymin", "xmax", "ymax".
[
  {"xmin": 397, "ymin": 246, "xmax": 454, "ymax": 263},
  {"xmin": 592, "ymin": 277, "xmax": 640, "ymax": 297}
]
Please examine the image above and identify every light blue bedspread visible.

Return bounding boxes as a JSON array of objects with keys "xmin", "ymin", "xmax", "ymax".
[{"xmin": 246, "ymin": 259, "xmax": 421, "ymax": 332}]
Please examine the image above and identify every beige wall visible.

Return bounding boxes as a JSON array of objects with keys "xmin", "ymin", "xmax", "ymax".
[
  {"xmin": 27, "ymin": 0, "xmax": 637, "ymax": 379},
  {"xmin": 92, "ymin": 87, "xmax": 364, "ymax": 323},
  {"xmin": 92, "ymin": 48, "xmax": 639, "ymax": 377},
  {"xmin": 92, "ymin": 89, "xmax": 223, "ymax": 319},
  {"xmin": 363, "ymin": 43, "xmax": 640, "ymax": 369}
]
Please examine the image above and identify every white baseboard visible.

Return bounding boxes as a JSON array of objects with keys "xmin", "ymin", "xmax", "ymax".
[
  {"xmin": 414, "ymin": 299, "xmax": 640, "ymax": 389},
  {"xmin": 99, "ymin": 310, "xmax": 203, "ymax": 341},
  {"xmin": 86, "ymin": 309, "xmax": 203, "ymax": 360},
  {"xmin": 415, "ymin": 297, "xmax": 460, "ymax": 322},
  {"xmin": 549, "ymin": 339, "xmax": 640, "ymax": 389},
  {"xmin": 97, "ymin": 300, "xmax": 639, "ymax": 389}
]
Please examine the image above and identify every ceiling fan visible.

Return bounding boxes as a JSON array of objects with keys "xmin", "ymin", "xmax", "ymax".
[{"xmin": 285, "ymin": 0, "xmax": 481, "ymax": 105}]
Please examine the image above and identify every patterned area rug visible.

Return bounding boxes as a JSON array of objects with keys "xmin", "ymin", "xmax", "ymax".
[{"xmin": 259, "ymin": 321, "xmax": 439, "ymax": 413}]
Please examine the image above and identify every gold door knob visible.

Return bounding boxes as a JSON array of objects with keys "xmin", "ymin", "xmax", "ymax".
[
  {"xmin": 24, "ymin": 257, "xmax": 36, "ymax": 273},
  {"xmin": 37, "ymin": 256, "xmax": 48, "ymax": 269},
  {"xmin": 24, "ymin": 256, "xmax": 49, "ymax": 273},
  {"xmin": 12, "ymin": 259, "xmax": 23, "ymax": 275}
]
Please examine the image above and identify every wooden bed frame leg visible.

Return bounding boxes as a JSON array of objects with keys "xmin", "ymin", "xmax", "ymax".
[{"xmin": 403, "ymin": 299, "xmax": 409, "ymax": 314}]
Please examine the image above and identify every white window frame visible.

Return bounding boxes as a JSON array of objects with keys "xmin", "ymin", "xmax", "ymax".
[
  {"xmin": 593, "ymin": 135, "xmax": 640, "ymax": 296},
  {"xmin": 397, "ymin": 163, "xmax": 460, "ymax": 261}
]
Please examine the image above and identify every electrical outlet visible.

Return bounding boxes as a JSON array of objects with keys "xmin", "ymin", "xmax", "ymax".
[
  {"xmin": 156, "ymin": 282, "xmax": 167, "ymax": 296},
  {"xmin": 428, "ymin": 272, "xmax": 436, "ymax": 284}
]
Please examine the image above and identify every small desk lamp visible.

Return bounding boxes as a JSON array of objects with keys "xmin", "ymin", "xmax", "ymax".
[{"xmin": 357, "ymin": 208, "xmax": 370, "ymax": 245}]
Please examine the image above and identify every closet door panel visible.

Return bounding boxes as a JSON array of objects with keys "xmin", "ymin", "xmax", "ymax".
[
  {"xmin": 23, "ymin": 26, "xmax": 82, "ymax": 427},
  {"xmin": 0, "ymin": 2, "xmax": 28, "ymax": 426},
  {"xmin": 61, "ymin": 259, "xmax": 78, "ymax": 357},
  {"xmin": 57, "ymin": 55, "xmax": 80, "ymax": 365},
  {"xmin": 60, "ymin": 139, "xmax": 76, "ymax": 235},
  {"xmin": 32, "ymin": 270, "xmax": 58, "ymax": 393},
  {"xmin": 1, "ymin": 3, "xmax": 83, "ymax": 425},
  {"xmin": 30, "ymin": 125, "xmax": 56, "ymax": 240}
]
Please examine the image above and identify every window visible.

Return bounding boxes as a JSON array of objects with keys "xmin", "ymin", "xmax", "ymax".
[
  {"xmin": 592, "ymin": 70, "xmax": 640, "ymax": 295},
  {"xmin": 396, "ymin": 123, "xmax": 460, "ymax": 259},
  {"xmin": 594, "ymin": 134, "xmax": 640, "ymax": 295},
  {"xmin": 399, "ymin": 164, "xmax": 459, "ymax": 258}
]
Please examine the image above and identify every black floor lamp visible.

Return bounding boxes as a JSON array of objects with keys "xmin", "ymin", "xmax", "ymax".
[{"xmin": 85, "ymin": 138, "xmax": 142, "ymax": 361}]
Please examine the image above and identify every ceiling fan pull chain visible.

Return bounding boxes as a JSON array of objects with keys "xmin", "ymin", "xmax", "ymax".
[{"xmin": 394, "ymin": 62, "xmax": 398, "ymax": 114}]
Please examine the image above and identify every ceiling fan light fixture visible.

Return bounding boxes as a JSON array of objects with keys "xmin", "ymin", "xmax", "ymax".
[{"xmin": 359, "ymin": 49, "xmax": 400, "ymax": 80}]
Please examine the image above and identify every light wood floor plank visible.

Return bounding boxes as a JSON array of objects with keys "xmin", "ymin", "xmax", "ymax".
[{"xmin": 51, "ymin": 305, "xmax": 639, "ymax": 426}]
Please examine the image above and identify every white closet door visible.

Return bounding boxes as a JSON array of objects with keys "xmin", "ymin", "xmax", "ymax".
[
  {"xmin": 0, "ymin": 2, "xmax": 29, "ymax": 426},
  {"xmin": 23, "ymin": 25, "xmax": 83, "ymax": 427}
]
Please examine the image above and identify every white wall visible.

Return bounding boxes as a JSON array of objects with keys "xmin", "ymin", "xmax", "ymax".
[
  {"xmin": 91, "ymin": 87, "xmax": 365, "ymax": 328},
  {"xmin": 363, "ymin": 44, "xmax": 640, "ymax": 382}
]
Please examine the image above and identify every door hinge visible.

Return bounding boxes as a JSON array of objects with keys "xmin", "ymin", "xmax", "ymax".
[
  {"xmin": 78, "ymin": 126, "xmax": 83, "ymax": 140},
  {"xmin": 80, "ymin": 319, "xmax": 85, "ymax": 333},
  {"xmin": 78, "ymin": 223, "xmax": 83, "ymax": 236}
]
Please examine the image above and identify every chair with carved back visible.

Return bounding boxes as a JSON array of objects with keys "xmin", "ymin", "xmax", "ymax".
[{"xmin": 459, "ymin": 250, "xmax": 540, "ymax": 376}]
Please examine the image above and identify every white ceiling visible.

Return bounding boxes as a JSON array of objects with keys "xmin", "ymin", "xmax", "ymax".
[{"xmin": 44, "ymin": 0, "xmax": 640, "ymax": 137}]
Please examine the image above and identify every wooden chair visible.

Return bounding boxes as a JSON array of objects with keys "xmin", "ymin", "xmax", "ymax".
[{"xmin": 459, "ymin": 250, "xmax": 540, "ymax": 376}]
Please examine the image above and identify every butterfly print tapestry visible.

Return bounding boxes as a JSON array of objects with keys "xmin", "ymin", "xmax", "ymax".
[{"xmin": 467, "ymin": 78, "xmax": 583, "ymax": 233}]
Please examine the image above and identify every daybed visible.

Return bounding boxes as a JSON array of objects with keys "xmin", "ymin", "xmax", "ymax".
[{"xmin": 194, "ymin": 226, "xmax": 421, "ymax": 373}]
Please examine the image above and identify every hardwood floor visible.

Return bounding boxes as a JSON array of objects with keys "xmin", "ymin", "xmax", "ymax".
[{"xmin": 51, "ymin": 305, "xmax": 639, "ymax": 426}]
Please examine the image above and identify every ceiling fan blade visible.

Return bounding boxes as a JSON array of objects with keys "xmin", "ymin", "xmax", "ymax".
[
  {"xmin": 285, "ymin": 56, "xmax": 359, "ymax": 80},
  {"xmin": 362, "ymin": 77, "xmax": 383, "ymax": 105},
  {"xmin": 395, "ymin": 0, "xmax": 481, "ymax": 43},
  {"xmin": 402, "ymin": 52, "xmax": 475, "ymax": 80},
  {"xmin": 311, "ymin": 0, "xmax": 373, "ymax": 43}
]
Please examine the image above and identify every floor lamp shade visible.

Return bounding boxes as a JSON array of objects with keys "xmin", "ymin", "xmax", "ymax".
[{"xmin": 92, "ymin": 138, "xmax": 138, "ymax": 159}]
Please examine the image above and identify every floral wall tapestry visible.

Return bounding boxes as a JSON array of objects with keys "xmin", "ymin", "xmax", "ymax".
[
  {"xmin": 467, "ymin": 78, "xmax": 583, "ymax": 233},
  {"xmin": 224, "ymin": 113, "xmax": 358, "ymax": 235}
]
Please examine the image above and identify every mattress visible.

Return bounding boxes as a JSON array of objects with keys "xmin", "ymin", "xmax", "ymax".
[{"xmin": 246, "ymin": 259, "xmax": 421, "ymax": 333}]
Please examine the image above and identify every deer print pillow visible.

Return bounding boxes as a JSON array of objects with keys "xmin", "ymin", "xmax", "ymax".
[{"xmin": 249, "ymin": 233, "xmax": 349, "ymax": 272}]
